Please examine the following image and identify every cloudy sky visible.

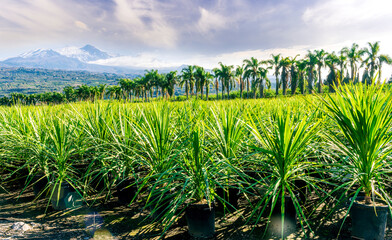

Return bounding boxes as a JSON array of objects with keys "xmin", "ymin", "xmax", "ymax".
[{"xmin": 1, "ymin": 0, "xmax": 392, "ymax": 77}]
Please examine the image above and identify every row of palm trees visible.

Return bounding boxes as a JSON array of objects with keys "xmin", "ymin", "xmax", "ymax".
[
  {"xmin": 3, "ymin": 42, "xmax": 391, "ymax": 105},
  {"xmin": 116, "ymin": 41, "xmax": 391, "ymax": 101}
]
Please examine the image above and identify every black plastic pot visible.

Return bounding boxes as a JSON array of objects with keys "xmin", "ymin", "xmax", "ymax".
[
  {"xmin": 244, "ymin": 170, "xmax": 259, "ymax": 185},
  {"xmin": 350, "ymin": 197, "xmax": 388, "ymax": 240},
  {"xmin": 269, "ymin": 195, "xmax": 298, "ymax": 237},
  {"xmin": 115, "ymin": 179, "xmax": 137, "ymax": 205},
  {"xmin": 294, "ymin": 180, "xmax": 307, "ymax": 203},
  {"xmin": 32, "ymin": 174, "xmax": 48, "ymax": 198},
  {"xmin": 216, "ymin": 187, "xmax": 240, "ymax": 210},
  {"xmin": 50, "ymin": 181, "xmax": 77, "ymax": 210},
  {"xmin": 186, "ymin": 203, "xmax": 215, "ymax": 239}
]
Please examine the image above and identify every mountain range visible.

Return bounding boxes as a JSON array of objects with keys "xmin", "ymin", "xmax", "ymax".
[{"xmin": 0, "ymin": 45, "xmax": 177, "ymax": 74}]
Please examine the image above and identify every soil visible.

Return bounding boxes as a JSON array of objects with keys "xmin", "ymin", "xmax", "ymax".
[
  {"xmin": 355, "ymin": 199, "xmax": 388, "ymax": 207},
  {"xmin": 1, "ymin": 181, "xmax": 392, "ymax": 240}
]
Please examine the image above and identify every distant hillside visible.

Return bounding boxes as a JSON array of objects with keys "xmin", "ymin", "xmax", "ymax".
[{"xmin": 0, "ymin": 67, "xmax": 138, "ymax": 96}]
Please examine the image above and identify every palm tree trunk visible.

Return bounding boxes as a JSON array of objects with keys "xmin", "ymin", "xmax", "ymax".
[
  {"xmin": 282, "ymin": 69, "xmax": 287, "ymax": 95},
  {"xmin": 351, "ymin": 63, "xmax": 355, "ymax": 82},
  {"xmin": 253, "ymin": 86, "xmax": 256, "ymax": 99},
  {"xmin": 378, "ymin": 64, "xmax": 382, "ymax": 84},
  {"xmin": 259, "ymin": 81, "xmax": 264, "ymax": 98},
  {"xmin": 308, "ymin": 68, "xmax": 313, "ymax": 94},
  {"xmin": 247, "ymin": 78, "xmax": 250, "ymax": 99},
  {"xmin": 186, "ymin": 82, "xmax": 189, "ymax": 100},
  {"xmin": 201, "ymin": 84, "xmax": 204, "ymax": 100},
  {"xmin": 240, "ymin": 79, "xmax": 243, "ymax": 99},
  {"xmin": 275, "ymin": 71, "xmax": 279, "ymax": 96},
  {"xmin": 196, "ymin": 81, "xmax": 199, "ymax": 99},
  {"xmin": 215, "ymin": 81, "xmax": 219, "ymax": 100},
  {"xmin": 227, "ymin": 83, "xmax": 230, "ymax": 100},
  {"xmin": 206, "ymin": 85, "xmax": 209, "ymax": 101},
  {"xmin": 221, "ymin": 81, "xmax": 224, "ymax": 100},
  {"xmin": 318, "ymin": 67, "xmax": 322, "ymax": 93}
]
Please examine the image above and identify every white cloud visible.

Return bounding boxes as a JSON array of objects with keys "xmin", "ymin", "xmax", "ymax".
[
  {"xmin": 113, "ymin": 0, "xmax": 178, "ymax": 48},
  {"xmin": 89, "ymin": 46, "xmax": 310, "ymax": 70},
  {"xmin": 90, "ymin": 53, "xmax": 183, "ymax": 69},
  {"xmin": 303, "ymin": 0, "xmax": 392, "ymax": 27},
  {"xmin": 90, "ymin": 43, "xmax": 392, "ymax": 81},
  {"xmin": 197, "ymin": 7, "xmax": 228, "ymax": 34},
  {"xmin": 74, "ymin": 20, "xmax": 89, "ymax": 31}
]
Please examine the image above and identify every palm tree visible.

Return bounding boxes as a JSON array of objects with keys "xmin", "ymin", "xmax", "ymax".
[
  {"xmin": 337, "ymin": 51, "xmax": 348, "ymax": 84},
  {"xmin": 181, "ymin": 66, "xmax": 195, "ymax": 99},
  {"xmin": 243, "ymin": 70, "xmax": 251, "ymax": 99},
  {"xmin": 378, "ymin": 54, "xmax": 392, "ymax": 83},
  {"xmin": 342, "ymin": 43, "xmax": 362, "ymax": 82},
  {"xmin": 314, "ymin": 49, "xmax": 327, "ymax": 93},
  {"xmin": 324, "ymin": 52, "xmax": 339, "ymax": 92},
  {"xmin": 289, "ymin": 56, "xmax": 299, "ymax": 95},
  {"xmin": 119, "ymin": 78, "xmax": 132, "ymax": 101},
  {"xmin": 106, "ymin": 85, "xmax": 116, "ymax": 100},
  {"xmin": 165, "ymin": 71, "xmax": 178, "ymax": 99},
  {"xmin": 204, "ymin": 72, "xmax": 214, "ymax": 101},
  {"xmin": 63, "ymin": 86, "xmax": 76, "ymax": 102},
  {"xmin": 76, "ymin": 84, "xmax": 92, "ymax": 101},
  {"xmin": 114, "ymin": 85, "xmax": 122, "ymax": 100},
  {"xmin": 97, "ymin": 84, "xmax": 107, "ymax": 100},
  {"xmin": 306, "ymin": 51, "xmax": 318, "ymax": 94},
  {"xmin": 145, "ymin": 69, "xmax": 160, "ymax": 99},
  {"xmin": 195, "ymin": 66, "xmax": 207, "ymax": 99},
  {"xmin": 279, "ymin": 57, "xmax": 291, "ymax": 95},
  {"xmin": 235, "ymin": 65, "xmax": 245, "ymax": 99},
  {"xmin": 141, "ymin": 75, "xmax": 152, "ymax": 101},
  {"xmin": 212, "ymin": 68, "xmax": 220, "ymax": 100},
  {"xmin": 362, "ymin": 42, "xmax": 381, "ymax": 80},
  {"xmin": 244, "ymin": 57, "xmax": 262, "ymax": 98},
  {"xmin": 269, "ymin": 54, "xmax": 282, "ymax": 96},
  {"xmin": 297, "ymin": 59, "xmax": 308, "ymax": 95},
  {"xmin": 257, "ymin": 65, "xmax": 271, "ymax": 98},
  {"xmin": 215, "ymin": 62, "xmax": 234, "ymax": 99}
]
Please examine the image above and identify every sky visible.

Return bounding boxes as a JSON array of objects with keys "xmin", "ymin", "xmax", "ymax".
[{"xmin": 1, "ymin": 0, "xmax": 392, "ymax": 78}]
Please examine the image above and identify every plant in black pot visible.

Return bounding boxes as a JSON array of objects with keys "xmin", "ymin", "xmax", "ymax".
[
  {"xmin": 155, "ymin": 125, "xmax": 225, "ymax": 239},
  {"xmin": 247, "ymin": 107, "xmax": 321, "ymax": 239},
  {"xmin": 320, "ymin": 82, "xmax": 392, "ymax": 240},
  {"xmin": 44, "ymin": 116, "xmax": 85, "ymax": 211},
  {"xmin": 76, "ymin": 102, "xmax": 117, "ymax": 201},
  {"xmin": 206, "ymin": 107, "xmax": 245, "ymax": 211},
  {"xmin": 1, "ymin": 107, "xmax": 50, "ymax": 194},
  {"xmin": 130, "ymin": 104, "xmax": 183, "ymax": 217}
]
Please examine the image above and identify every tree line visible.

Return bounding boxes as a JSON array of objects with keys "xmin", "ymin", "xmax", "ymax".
[{"xmin": 2, "ymin": 41, "xmax": 392, "ymax": 106}]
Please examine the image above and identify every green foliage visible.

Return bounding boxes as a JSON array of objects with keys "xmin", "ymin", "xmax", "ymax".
[{"xmin": 320, "ymin": 82, "xmax": 392, "ymax": 202}]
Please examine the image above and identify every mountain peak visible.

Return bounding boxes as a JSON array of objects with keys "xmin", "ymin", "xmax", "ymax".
[
  {"xmin": 19, "ymin": 49, "xmax": 59, "ymax": 58},
  {"xmin": 59, "ymin": 45, "xmax": 111, "ymax": 62},
  {"xmin": 81, "ymin": 44, "xmax": 97, "ymax": 51}
]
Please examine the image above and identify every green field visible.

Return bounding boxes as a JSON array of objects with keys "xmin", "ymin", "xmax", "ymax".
[{"xmin": 1, "ymin": 82, "xmax": 392, "ymax": 239}]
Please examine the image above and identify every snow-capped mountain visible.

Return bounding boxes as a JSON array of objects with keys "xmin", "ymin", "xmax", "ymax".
[
  {"xmin": 58, "ymin": 44, "xmax": 112, "ymax": 62},
  {"xmin": 0, "ymin": 45, "xmax": 134, "ymax": 73},
  {"xmin": 4, "ymin": 49, "xmax": 88, "ymax": 70},
  {"xmin": 0, "ymin": 45, "xmax": 181, "ymax": 74},
  {"xmin": 18, "ymin": 49, "xmax": 60, "ymax": 58}
]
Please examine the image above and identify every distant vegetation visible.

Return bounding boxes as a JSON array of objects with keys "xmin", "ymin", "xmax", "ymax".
[
  {"xmin": 0, "ymin": 67, "xmax": 137, "ymax": 96},
  {"xmin": 1, "ymin": 41, "xmax": 392, "ymax": 106}
]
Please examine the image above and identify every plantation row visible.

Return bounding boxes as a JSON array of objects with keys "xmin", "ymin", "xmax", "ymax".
[{"xmin": 1, "ymin": 83, "xmax": 392, "ymax": 239}]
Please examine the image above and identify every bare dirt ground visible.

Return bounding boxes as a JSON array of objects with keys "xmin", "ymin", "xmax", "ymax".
[{"xmin": 1, "ymin": 181, "xmax": 392, "ymax": 240}]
